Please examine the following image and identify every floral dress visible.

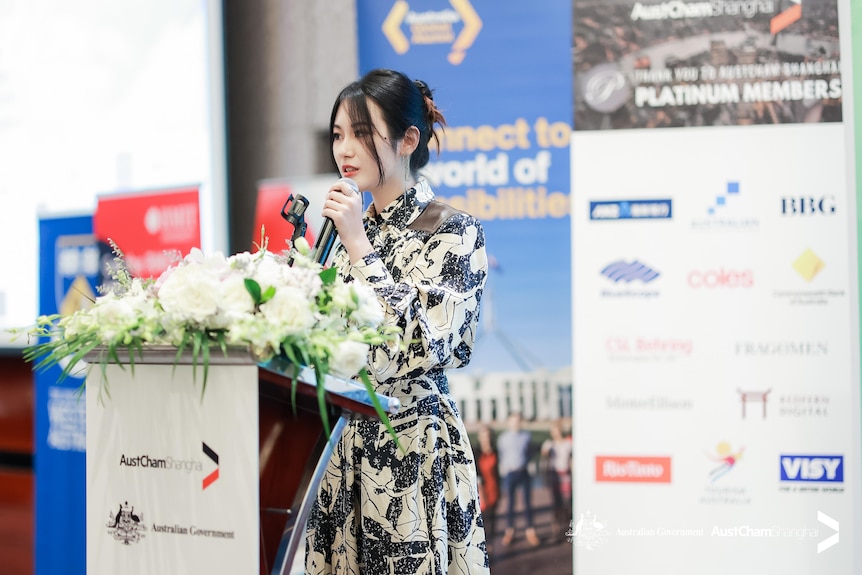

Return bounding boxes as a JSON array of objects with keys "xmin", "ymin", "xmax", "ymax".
[{"xmin": 305, "ymin": 179, "xmax": 490, "ymax": 575}]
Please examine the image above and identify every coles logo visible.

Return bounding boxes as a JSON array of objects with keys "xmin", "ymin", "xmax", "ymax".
[
  {"xmin": 595, "ymin": 456, "xmax": 671, "ymax": 483},
  {"xmin": 688, "ymin": 268, "xmax": 753, "ymax": 288}
]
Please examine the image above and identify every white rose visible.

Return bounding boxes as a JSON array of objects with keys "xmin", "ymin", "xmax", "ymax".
[
  {"xmin": 157, "ymin": 264, "xmax": 221, "ymax": 324},
  {"xmin": 258, "ymin": 286, "xmax": 316, "ymax": 335},
  {"xmin": 329, "ymin": 340, "xmax": 370, "ymax": 379}
]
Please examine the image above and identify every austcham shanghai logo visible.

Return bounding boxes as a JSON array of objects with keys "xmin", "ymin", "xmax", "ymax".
[
  {"xmin": 382, "ymin": 0, "xmax": 482, "ymax": 64},
  {"xmin": 106, "ymin": 501, "xmax": 146, "ymax": 545},
  {"xmin": 117, "ymin": 441, "xmax": 219, "ymax": 491}
]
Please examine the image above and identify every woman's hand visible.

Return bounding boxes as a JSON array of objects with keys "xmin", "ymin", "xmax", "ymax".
[{"xmin": 321, "ymin": 180, "xmax": 373, "ymax": 264}]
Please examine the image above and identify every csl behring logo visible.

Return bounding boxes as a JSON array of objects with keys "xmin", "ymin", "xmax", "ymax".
[
  {"xmin": 589, "ymin": 199, "xmax": 672, "ymax": 221},
  {"xmin": 382, "ymin": 0, "xmax": 482, "ymax": 65},
  {"xmin": 780, "ymin": 455, "xmax": 843, "ymax": 483}
]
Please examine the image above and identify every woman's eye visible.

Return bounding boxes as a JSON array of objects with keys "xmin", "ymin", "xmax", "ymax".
[{"xmin": 332, "ymin": 133, "xmax": 342, "ymax": 140}]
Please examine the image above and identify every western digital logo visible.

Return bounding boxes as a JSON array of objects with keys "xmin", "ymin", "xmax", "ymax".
[
  {"xmin": 780, "ymin": 455, "xmax": 843, "ymax": 482},
  {"xmin": 601, "ymin": 260, "xmax": 660, "ymax": 283},
  {"xmin": 590, "ymin": 199, "xmax": 672, "ymax": 221}
]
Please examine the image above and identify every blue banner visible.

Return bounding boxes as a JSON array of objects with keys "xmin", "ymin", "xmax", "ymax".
[
  {"xmin": 35, "ymin": 214, "xmax": 102, "ymax": 575},
  {"xmin": 356, "ymin": 0, "xmax": 573, "ymax": 373}
]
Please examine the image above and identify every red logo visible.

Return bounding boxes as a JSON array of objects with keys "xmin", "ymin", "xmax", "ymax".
[
  {"xmin": 771, "ymin": 0, "xmax": 801, "ymax": 35},
  {"xmin": 202, "ymin": 442, "xmax": 219, "ymax": 490},
  {"xmin": 596, "ymin": 456, "xmax": 672, "ymax": 483},
  {"xmin": 687, "ymin": 269, "xmax": 753, "ymax": 288}
]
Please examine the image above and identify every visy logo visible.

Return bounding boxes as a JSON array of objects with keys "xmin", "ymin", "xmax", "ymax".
[{"xmin": 780, "ymin": 455, "xmax": 843, "ymax": 482}]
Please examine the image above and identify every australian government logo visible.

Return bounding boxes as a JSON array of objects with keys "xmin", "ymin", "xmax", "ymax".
[
  {"xmin": 107, "ymin": 501, "xmax": 146, "ymax": 545},
  {"xmin": 105, "ymin": 500, "xmax": 236, "ymax": 545}
]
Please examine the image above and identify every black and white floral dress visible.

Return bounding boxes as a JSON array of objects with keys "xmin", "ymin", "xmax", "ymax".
[{"xmin": 305, "ymin": 179, "xmax": 490, "ymax": 575}]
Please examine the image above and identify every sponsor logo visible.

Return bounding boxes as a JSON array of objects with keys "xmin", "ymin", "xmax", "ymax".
[
  {"xmin": 203, "ymin": 442, "xmax": 219, "ymax": 490},
  {"xmin": 382, "ymin": 0, "xmax": 482, "ymax": 65},
  {"xmin": 702, "ymin": 442, "xmax": 751, "ymax": 505},
  {"xmin": 595, "ymin": 456, "xmax": 671, "ymax": 483},
  {"xmin": 774, "ymin": 250, "xmax": 844, "ymax": 305},
  {"xmin": 688, "ymin": 268, "xmax": 753, "ymax": 288},
  {"xmin": 106, "ymin": 501, "xmax": 146, "ymax": 545},
  {"xmin": 601, "ymin": 260, "xmax": 660, "ymax": 283},
  {"xmin": 606, "ymin": 395, "xmax": 693, "ymax": 410},
  {"xmin": 793, "ymin": 248, "xmax": 825, "ymax": 281},
  {"xmin": 568, "ymin": 511, "xmax": 611, "ymax": 550},
  {"xmin": 119, "ymin": 453, "xmax": 202, "ymax": 472},
  {"xmin": 734, "ymin": 341, "xmax": 828, "ymax": 356},
  {"xmin": 691, "ymin": 181, "xmax": 759, "ymax": 231},
  {"xmin": 605, "ymin": 336, "xmax": 692, "ymax": 361},
  {"xmin": 589, "ymin": 199, "xmax": 672, "ymax": 221},
  {"xmin": 780, "ymin": 455, "xmax": 843, "ymax": 482},
  {"xmin": 781, "ymin": 196, "xmax": 836, "ymax": 215},
  {"xmin": 778, "ymin": 394, "xmax": 829, "ymax": 417},
  {"xmin": 737, "ymin": 389, "xmax": 771, "ymax": 419},
  {"xmin": 582, "ymin": 63, "xmax": 631, "ymax": 113},
  {"xmin": 630, "ymin": 0, "xmax": 777, "ymax": 22}
]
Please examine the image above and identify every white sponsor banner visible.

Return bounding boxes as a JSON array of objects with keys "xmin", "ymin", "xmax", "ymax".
[
  {"xmin": 86, "ymin": 354, "xmax": 259, "ymax": 574},
  {"xmin": 572, "ymin": 124, "xmax": 857, "ymax": 573}
]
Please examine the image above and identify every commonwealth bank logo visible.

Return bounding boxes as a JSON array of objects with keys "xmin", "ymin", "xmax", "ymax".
[
  {"xmin": 601, "ymin": 260, "xmax": 660, "ymax": 284},
  {"xmin": 382, "ymin": 0, "xmax": 482, "ymax": 65},
  {"xmin": 793, "ymin": 249, "xmax": 824, "ymax": 282}
]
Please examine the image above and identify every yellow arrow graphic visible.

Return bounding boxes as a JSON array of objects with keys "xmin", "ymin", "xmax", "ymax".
[
  {"xmin": 449, "ymin": 0, "xmax": 482, "ymax": 65},
  {"xmin": 383, "ymin": 1, "xmax": 410, "ymax": 55}
]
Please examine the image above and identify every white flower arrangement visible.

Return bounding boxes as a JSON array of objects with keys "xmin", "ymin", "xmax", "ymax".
[{"xmin": 17, "ymin": 234, "xmax": 400, "ymax": 436}]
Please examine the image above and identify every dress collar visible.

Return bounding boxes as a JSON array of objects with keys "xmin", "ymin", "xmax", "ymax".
[{"xmin": 367, "ymin": 178, "xmax": 435, "ymax": 230}]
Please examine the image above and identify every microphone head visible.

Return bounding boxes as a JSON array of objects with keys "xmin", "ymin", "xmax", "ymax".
[{"xmin": 339, "ymin": 177, "xmax": 359, "ymax": 194}]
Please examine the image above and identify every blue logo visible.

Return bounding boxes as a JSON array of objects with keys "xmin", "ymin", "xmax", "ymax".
[
  {"xmin": 780, "ymin": 455, "xmax": 843, "ymax": 482},
  {"xmin": 590, "ymin": 199, "xmax": 672, "ymax": 221},
  {"xmin": 708, "ymin": 181, "xmax": 740, "ymax": 215},
  {"xmin": 601, "ymin": 260, "xmax": 660, "ymax": 284}
]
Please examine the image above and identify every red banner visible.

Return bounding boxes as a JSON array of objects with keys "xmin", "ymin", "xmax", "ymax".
[{"xmin": 94, "ymin": 186, "xmax": 200, "ymax": 279}]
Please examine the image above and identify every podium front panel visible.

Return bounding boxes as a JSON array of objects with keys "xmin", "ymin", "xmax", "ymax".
[{"xmin": 86, "ymin": 360, "xmax": 259, "ymax": 575}]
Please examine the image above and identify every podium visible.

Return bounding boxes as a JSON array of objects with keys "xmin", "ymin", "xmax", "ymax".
[{"xmin": 84, "ymin": 348, "xmax": 400, "ymax": 575}]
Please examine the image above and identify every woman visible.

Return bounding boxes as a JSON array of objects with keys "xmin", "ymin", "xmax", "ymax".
[{"xmin": 305, "ymin": 68, "xmax": 490, "ymax": 575}]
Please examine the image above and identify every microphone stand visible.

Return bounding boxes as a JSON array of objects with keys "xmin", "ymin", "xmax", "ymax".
[{"xmin": 280, "ymin": 194, "xmax": 309, "ymax": 266}]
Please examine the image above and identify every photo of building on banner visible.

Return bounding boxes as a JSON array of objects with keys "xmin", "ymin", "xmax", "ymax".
[{"xmin": 573, "ymin": 0, "xmax": 842, "ymax": 130}]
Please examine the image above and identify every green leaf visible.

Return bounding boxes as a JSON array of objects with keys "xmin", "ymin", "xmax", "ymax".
[
  {"xmin": 244, "ymin": 278, "xmax": 262, "ymax": 304},
  {"xmin": 319, "ymin": 267, "xmax": 338, "ymax": 285}
]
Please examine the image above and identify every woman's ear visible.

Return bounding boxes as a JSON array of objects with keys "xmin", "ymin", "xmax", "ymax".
[{"xmin": 399, "ymin": 125, "xmax": 420, "ymax": 156}]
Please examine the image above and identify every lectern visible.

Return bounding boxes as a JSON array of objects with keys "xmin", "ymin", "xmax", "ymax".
[{"xmin": 84, "ymin": 348, "xmax": 400, "ymax": 575}]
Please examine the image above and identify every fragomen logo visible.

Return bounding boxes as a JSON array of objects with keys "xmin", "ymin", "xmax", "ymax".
[
  {"xmin": 590, "ymin": 199, "xmax": 672, "ymax": 221},
  {"xmin": 780, "ymin": 455, "xmax": 843, "ymax": 482},
  {"xmin": 382, "ymin": 0, "xmax": 482, "ymax": 65},
  {"xmin": 596, "ymin": 456, "xmax": 671, "ymax": 483},
  {"xmin": 601, "ymin": 260, "xmax": 660, "ymax": 283}
]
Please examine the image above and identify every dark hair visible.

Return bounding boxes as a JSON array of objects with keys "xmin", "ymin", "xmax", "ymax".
[{"xmin": 329, "ymin": 68, "xmax": 446, "ymax": 186}]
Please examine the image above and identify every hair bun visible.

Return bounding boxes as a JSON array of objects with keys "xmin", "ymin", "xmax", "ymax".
[{"xmin": 414, "ymin": 79, "xmax": 433, "ymax": 100}]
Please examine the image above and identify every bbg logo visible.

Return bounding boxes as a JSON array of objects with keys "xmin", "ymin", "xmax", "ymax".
[
  {"xmin": 781, "ymin": 196, "xmax": 836, "ymax": 215},
  {"xmin": 780, "ymin": 455, "xmax": 843, "ymax": 482}
]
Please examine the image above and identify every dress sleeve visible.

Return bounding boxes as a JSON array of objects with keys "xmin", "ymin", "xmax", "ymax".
[{"xmin": 348, "ymin": 212, "xmax": 488, "ymax": 383}]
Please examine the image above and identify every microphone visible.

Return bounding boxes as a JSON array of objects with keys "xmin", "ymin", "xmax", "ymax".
[{"xmin": 312, "ymin": 177, "xmax": 359, "ymax": 265}]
